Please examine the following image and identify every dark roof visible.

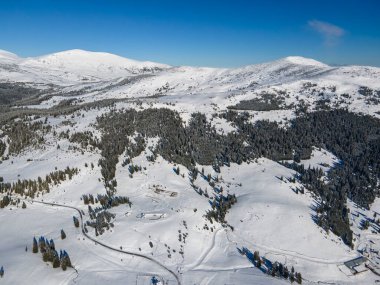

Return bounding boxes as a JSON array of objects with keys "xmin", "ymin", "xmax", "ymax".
[{"xmin": 344, "ymin": 256, "xmax": 368, "ymax": 269}]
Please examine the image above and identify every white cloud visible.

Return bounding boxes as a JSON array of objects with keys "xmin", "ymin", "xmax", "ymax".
[{"xmin": 308, "ymin": 20, "xmax": 345, "ymax": 46}]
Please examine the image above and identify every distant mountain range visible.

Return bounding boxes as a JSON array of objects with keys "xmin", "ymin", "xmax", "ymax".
[{"xmin": 1, "ymin": 49, "xmax": 379, "ymax": 119}]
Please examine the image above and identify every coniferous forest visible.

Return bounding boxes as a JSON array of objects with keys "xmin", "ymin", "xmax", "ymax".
[{"xmin": 95, "ymin": 108, "xmax": 380, "ymax": 246}]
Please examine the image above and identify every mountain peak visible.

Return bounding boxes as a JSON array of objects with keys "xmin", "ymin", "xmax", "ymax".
[
  {"xmin": 19, "ymin": 49, "xmax": 171, "ymax": 79},
  {"xmin": 282, "ymin": 56, "xmax": 328, "ymax": 67},
  {"xmin": 30, "ymin": 49, "xmax": 170, "ymax": 67},
  {"xmin": 0, "ymin": 49, "xmax": 19, "ymax": 61}
]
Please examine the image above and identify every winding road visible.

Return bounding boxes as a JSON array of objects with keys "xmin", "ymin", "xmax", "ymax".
[{"xmin": 27, "ymin": 199, "xmax": 181, "ymax": 285}]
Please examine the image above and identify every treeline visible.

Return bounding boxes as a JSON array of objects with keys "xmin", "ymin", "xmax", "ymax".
[
  {"xmin": 1, "ymin": 117, "xmax": 51, "ymax": 155},
  {"xmin": 82, "ymin": 193, "xmax": 131, "ymax": 208},
  {"xmin": 224, "ymin": 109, "xmax": 380, "ymax": 246},
  {"xmin": 96, "ymin": 108, "xmax": 380, "ymax": 246},
  {"xmin": 206, "ymin": 193, "xmax": 237, "ymax": 224},
  {"xmin": 86, "ymin": 208, "xmax": 115, "ymax": 236},
  {"xmin": 0, "ymin": 82, "xmax": 42, "ymax": 106},
  {"xmin": 228, "ymin": 93, "xmax": 288, "ymax": 111},
  {"xmin": 282, "ymin": 162, "xmax": 352, "ymax": 245},
  {"xmin": 69, "ymin": 131, "xmax": 99, "ymax": 150},
  {"xmin": 82, "ymin": 193, "xmax": 131, "ymax": 236},
  {"xmin": 96, "ymin": 108, "xmax": 238, "ymax": 171},
  {"xmin": 0, "ymin": 167, "xmax": 79, "ymax": 201}
]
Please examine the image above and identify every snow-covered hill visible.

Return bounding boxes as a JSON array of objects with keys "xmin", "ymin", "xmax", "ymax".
[
  {"xmin": 0, "ymin": 49, "xmax": 170, "ymax": 84},
  {"xmin": 1, "ymin": 49, "xmax": 380, "ymax": 285},
  {"xmin": 21, "ymin": 49, "xmax": 171, "ymax": 79},
  {"xmin": 0, "ymin": 50, "xmax": 19, "ymax": 63}
]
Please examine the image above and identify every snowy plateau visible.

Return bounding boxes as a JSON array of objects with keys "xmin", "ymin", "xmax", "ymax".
[{"xmin": 0, "ymin": 49, "xmax": 380, "ymax": 285}]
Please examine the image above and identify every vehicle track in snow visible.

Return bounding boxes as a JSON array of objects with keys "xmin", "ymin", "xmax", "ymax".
[{"xmin": 226, "ymin": 229, "xmax": 356, "ymax": 265}]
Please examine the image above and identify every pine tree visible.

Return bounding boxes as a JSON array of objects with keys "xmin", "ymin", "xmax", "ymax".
[
  {"xmin": 39, "ymin": 237, "xmax": 47, "ymax": 253},
  {"xmin": 61, "ymin": 251, "xmax": 72, "ymax": 270},
  {"xmin": 53, "ymin": 256, "xmax": 60, "ymax": 268},
  {"xmin": 61, "ymin": 260, "xmax": 67, "ymax": 271},
  {"xmin": 32, "ymin": 237, "xmax": 38, "ymax": 253},
  {"xmin": 42, "ymin": 251, "xmax": 49, "ymax": 262},
  {"xmin": 290, "ymin": 272, "xmax": 295, "ymax": 283},
  {"xmin": 61, "ymin": 229, "xmax": 66, "ymax": 239},
  {"xmin": 49, "ymin": 239, "xmax": 55, "ymax": 250},
  {"xmin": 64, "ymin": 251, "xmax": 72, "ymax": 267},
  {"xmin": 283, "ymin": 266, "xmax": 289, "ymax": 279},
  {"xmin": 253, "ymin": 251, "xmax": 260, "ymax": 262},
  {"xmin": 0, "ymin": 266, "xmax": 4, "ymax": 278},
  {"xmin": 73, "ymin": 216, "xmax": 79, "ymax": 228},
  {"xmin": 22, "ymin": 201, "xmax": 26, "ymax": 209},
  {"xmin": 296, "ymin": 272, "xmax": 302, "ymax": 284}
]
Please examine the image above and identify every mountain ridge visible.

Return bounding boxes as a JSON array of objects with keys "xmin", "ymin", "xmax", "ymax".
[{"xmin": 3, "ymin": 48, "xmax": 380, "ymax": 70}]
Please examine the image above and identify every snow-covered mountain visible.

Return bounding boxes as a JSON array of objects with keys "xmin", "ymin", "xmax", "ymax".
[
  {"xmin": 2, "ymin": 49, "xmax": 379, "ymax": 109},
  {"xmin": 0, "ymin": 49, "xmax": 170, "ymax": 84},
  {"xmin": 0, "ymin": 50, "xmax": 19, "ymax": 62},
  {"xmin": 1, "ymin": 49, "xmax": 380, "ymax": 285},
  {"xmin": 21, "ymin": 49, "xmax": 171, "ymax": 78}
]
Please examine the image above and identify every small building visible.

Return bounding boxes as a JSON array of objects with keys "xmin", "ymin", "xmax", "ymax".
[{"xmin": 344, "ymin": 256, "xmax": 368, "ymax": 275}]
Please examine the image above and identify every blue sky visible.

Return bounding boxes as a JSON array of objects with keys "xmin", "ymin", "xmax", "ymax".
[{"xmin": 1, "ymin": 0, "xmax": 379, "ymax": 67}]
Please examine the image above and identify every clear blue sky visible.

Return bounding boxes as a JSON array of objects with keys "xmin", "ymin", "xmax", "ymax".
[{"xmin": 1, "ymin": 0, "xmax": 380, "ymax": 67}]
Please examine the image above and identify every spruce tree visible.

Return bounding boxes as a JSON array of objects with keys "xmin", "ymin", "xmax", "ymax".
[
  {"xmin": 284, "ymin": 267, "xmax": 289, "ymax": 279},
  {"xmin": 290, "ymin": 272, "xmax": 295, "ymax": 283},
  {"xmin": 61, "ymin": 229, "xmax": 66, "ymax": 239},
  {"xmin": 61, "ymin": 251, "xmax": 72, "ymax": 270},
  {"xmin": 64, "ymin": 252, "xmax": 72, "ymax": 267},
  {"xmin": 253, "ymin": 251, "xmax": 260, "ymax": 262},
  {"xmin": 39, "ymin": 237, "xmax": 46, "ymax": 253},
  {"xmin": 296, "ymin": 272, "xmax": 302, "ymax": 284},
  {"xmin": 42, "ymin": 251, "xmax": 49, "ymax": 262},
  {"xmin": 49, "ymin": 239, "xmax": 55, "ymax": 250},
  {"xmin": 53, "ymin": 256, "xmax": 60, "ymax": 268},
  {"xmin": 73, "ymin": 216, "xmax": 79, "ymax": 228},
  {"xmin": 32, "ymin": 237, "xmax": 38, "ymax": 253},
  {"xmin": 61, "ymin": 260, "xmax": 67, "ymax": 271}
]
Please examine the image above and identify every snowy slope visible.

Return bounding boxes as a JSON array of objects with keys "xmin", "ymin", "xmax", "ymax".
[
  {"xmin": 0, "ymin": 50, "xmax": 19, "ymax": 63},
  {"xmin": 1, "ymin": 49, "xmax": 380, "ymax": 285},
  {"xmin": 0, "ymin": 49, "xmax": 170, "ymax": 85},
  {"xmin": 21, "ymin": 49, "xmax": 171, "ymax": 79}
]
